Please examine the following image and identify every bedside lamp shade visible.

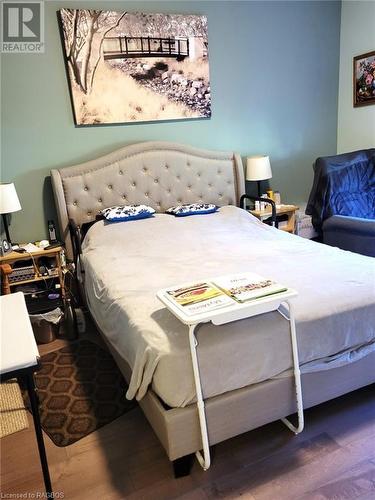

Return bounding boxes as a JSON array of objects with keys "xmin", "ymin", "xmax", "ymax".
[
  {"xmin": 0, "ymin": 182, "xmax": 21, "ymax": 246},
  {"xmin": 246, "ymin": 156, "xmax": 272, "ymax": 181},
  {"xmin": 246, "ymin": 156, "xmax": 272, "ymax": 197},
  {"xmin": 0, "ymin": 183, "xmax": 22, "ymax": 214}
]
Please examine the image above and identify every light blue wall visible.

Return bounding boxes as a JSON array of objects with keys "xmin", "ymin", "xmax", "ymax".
[{"xmin": 1, "ymin": 1, "xmax": 341, "ymax": 242}]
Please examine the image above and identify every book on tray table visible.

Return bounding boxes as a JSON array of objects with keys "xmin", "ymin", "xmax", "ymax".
[{"xmin": 159, "ymin": 273, "xmax": 289, "ymax": 319}]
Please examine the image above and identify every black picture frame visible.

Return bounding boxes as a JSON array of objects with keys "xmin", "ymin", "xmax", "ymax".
[{"xmin": 0, "ymin": 238, "xmax": 12, "ymax": 256}]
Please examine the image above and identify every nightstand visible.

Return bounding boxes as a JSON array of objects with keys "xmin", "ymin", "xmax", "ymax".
[
  {"xmin": 250, "ymin": 204, "xmax": 299, "ymax": 234},
  {"xmin": 0, "ymin": 245, "xmax": 66, "ymax": 308}
]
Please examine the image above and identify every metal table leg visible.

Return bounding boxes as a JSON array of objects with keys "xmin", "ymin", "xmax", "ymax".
[
  {"xmin": 25, "ymin": 372, "xmax": 53, "ymax": 494},
  {"xmin": 188, "ymin": 324, "xmax": 211, "ymax": 470},
  {"xmin": 280, "ymin": 300, "xmax": 304, "ymax": 434},
  {"xmin": 188, "ymin": 299, "xmax": 304, "ymax": 472}
]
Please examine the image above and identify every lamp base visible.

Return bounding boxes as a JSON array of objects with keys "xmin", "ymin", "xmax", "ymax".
[
  {"xmin": 1, "ymin": 213, "xmax": 12, "ymax": 244},
  {"xmin": 0, "ymin": 214, "xmax": 13, "ymax": 256}
]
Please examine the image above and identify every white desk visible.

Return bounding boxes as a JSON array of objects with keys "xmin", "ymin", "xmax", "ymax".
[
  {"xmin": 0, "ymin": 292, "xmax": 52, "ymax": 494},
  {"xmin": 157, "ymin": 287, "xmax": 304, "ymax": 471}
]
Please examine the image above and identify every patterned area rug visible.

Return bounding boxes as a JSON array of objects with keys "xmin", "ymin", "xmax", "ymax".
[{"xmin": 23, "ymin": 340, "xmax": 136, "ymax": 446}]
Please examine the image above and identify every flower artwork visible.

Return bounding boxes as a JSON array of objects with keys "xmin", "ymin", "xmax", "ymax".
[{"xmin": 353, "ymin": 50, "xmax": 375, "ymax": 107}]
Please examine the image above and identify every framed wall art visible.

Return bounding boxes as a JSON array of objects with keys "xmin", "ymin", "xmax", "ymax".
[
  {"xmin": 57, "ymin": 9, "xmax": 211, "ymax": 126},
  {"xmin": 353, "ymin": 50, "xmax": 375, "ymax": 107}
]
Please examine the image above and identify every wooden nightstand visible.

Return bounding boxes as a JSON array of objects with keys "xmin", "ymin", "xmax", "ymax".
[
  {"xmin": 250, "ymin": 204, "xmax": 299, "ymax": 233},
  {"xmin": 0, "ymin": 245, "xmax": 66, "ymax": 300}
]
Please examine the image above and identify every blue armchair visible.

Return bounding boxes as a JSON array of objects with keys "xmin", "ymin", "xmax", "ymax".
[{"xmin": 306, "ymin": 149, "xmax": 375, "ymax": 257}]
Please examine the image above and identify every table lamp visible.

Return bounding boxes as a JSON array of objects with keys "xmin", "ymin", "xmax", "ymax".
[
  {"xmin": 246, "ymin": 156, "xmax": 273, "ymax": 197},
  {"xmin": 0, "ymin": 182, "xmax": 22, "ymax": 247}
]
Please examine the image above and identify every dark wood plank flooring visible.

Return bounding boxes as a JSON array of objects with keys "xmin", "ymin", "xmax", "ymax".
[{"xmin": 1, "ymin": 327, "xmax": 374, "ymax": 499}]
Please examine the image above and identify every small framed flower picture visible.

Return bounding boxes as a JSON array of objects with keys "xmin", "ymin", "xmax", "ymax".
[{"xmin": 353, "ymin": 50, "xmax": 375, "ymax": 107}]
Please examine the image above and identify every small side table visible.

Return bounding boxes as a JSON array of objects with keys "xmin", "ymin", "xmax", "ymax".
[
  {"xmin": 0, "ymin": 245, "xmax": 66, "ymax": 296},
  {"xmin": 157, "ymin": 286, "xmax": 304, "ymax": 471},
  {"xmin": 250, "ymin": 204, "xmax": 299, "ymax": 233},
  {"xmin": 0, "ymin": 292, "xmax": 52, "ymax": 495}
]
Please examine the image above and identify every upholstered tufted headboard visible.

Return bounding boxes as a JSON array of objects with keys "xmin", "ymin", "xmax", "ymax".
[{"xmin": 51, "ymin": 141, "xmax": 245, "ymax": 259}]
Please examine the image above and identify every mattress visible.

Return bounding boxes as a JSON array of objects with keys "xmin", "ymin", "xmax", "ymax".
[{"xmin": 82, "ymin": 206, "xmax": 375, "ymax": 408}]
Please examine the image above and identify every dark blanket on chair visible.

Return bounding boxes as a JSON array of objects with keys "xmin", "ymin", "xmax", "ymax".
[{"xmin": 306, "ymin": 149, "xmax": 375, "ymax": 231}]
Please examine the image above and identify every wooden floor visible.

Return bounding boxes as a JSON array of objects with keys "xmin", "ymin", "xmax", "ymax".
[{"xmin": 1, "ymin": 329, "xmax": 374, "ymax": 500}]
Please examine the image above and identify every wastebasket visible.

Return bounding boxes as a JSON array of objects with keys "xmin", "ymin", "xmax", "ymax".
[{"xmin": 29, "ymin": 307, "xmax": 63, "ymax": 344}]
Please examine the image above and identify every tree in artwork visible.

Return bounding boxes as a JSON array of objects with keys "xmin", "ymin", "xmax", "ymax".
[{"xmin": 59, "ymin": 9, "xmax": 127, "ymax": 95}]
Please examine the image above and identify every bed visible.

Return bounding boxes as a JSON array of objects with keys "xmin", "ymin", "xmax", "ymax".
[{"xmin": 51, "ymin": 141, "xmax": 375, "ymax": 474}]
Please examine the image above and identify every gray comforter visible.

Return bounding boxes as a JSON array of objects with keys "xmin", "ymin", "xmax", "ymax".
[{"xmin": 82, "ymin": 206, "xmax": 375, "ymax": 407}]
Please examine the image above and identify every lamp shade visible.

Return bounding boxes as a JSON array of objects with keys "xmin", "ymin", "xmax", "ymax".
[
  {"xmin": 246, "ymin": 156, "xmax": 272, "ymax": 181},
  {"xmin": 0, "ymin": 183, "xmax": 22, "ymax": 214}
]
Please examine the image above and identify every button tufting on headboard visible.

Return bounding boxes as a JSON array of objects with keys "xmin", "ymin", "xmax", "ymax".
[{"xmin": 51, "ymin": 141, "xmax": 244, "ymax": 260}]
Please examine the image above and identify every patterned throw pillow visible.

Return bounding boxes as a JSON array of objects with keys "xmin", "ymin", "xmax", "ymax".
[
  {"xmin": 166, "ymin": 203, "xmax": 218, "ymax": 217},
  {"xmin": 100, "ymin": 205, "xmax": 155, "ymax": 222}
]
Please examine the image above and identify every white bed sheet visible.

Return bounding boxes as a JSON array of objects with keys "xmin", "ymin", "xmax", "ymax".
[{"xmin": 82, "ymin": 206, "xmax": 375, "ymax": 408}]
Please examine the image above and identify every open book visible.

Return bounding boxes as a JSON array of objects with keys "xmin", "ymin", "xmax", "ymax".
[
  {"xmin": 165, "ymin": 282, "xmax": 233, "ymax": 316},
  {"xmin": 213, "ymin": 273, "xmax": 287, "ymax": 303},
  {"xmin": 163, "ymin": 273, "xmax": 287, "ymax": 316}
]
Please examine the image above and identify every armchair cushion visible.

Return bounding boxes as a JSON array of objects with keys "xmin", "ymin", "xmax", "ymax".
[{"xmin": 323, "ymin": 215, "xmax": 375, "ymax": 257}]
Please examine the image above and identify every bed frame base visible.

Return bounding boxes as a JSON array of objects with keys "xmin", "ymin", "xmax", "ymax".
[
  {"xmin": 172, "ymin": 454, "xmax": 194, "ymax": 478},
  {"xmin": 103, "ymin": 331, "xmax": 375, "ymax": 467}
]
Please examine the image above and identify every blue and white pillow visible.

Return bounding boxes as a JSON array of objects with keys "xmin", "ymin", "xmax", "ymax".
[
  {"xmin": 166, "ymin": 203, "xmax": 218, "ymax": 217},
  {"xmin": 100, "ymin": 205, "xmax": 155, "ymax": 222}
]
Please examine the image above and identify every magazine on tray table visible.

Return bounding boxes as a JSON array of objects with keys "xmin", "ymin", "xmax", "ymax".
[{"xmin": 161, "ymin": 273, "xmax": 288, "ymax": 317}]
